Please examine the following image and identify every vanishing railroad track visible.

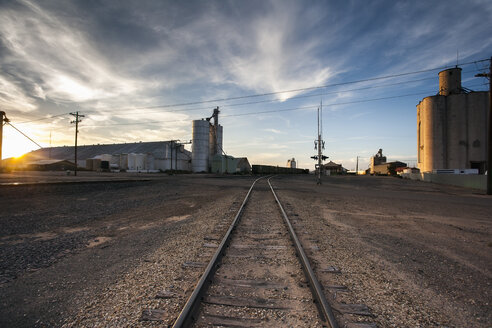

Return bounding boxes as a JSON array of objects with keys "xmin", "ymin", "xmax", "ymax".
[{"xmin": 172, "ymin": 176, "xmax": 339, "ymax": 328}]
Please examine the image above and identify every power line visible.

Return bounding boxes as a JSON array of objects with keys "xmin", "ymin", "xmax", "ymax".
[
  {"xmin": 11, "ymin": 80, "xmax": 487, "ymax": 132},
  {"xmin": 80, "ymin": 90, "xmax": 436, "ymax": 128},
  {"xmin": 93, "ymin": 75, "xmax": 439, "ymax": 118},
  {"xmin": 9, "ymin": 61, "xmax": 488, "ymax": 124},
  {"xmin": 6, "ymin": 122, "xmax": 43, "ymax": 148},
  {"xmin": 83, "ymin": 59, "xmax": 491, "ymax": 113},
  {"xmin": 81, "ymin": 79, "xmax": 486, "ymax": 129},
  {"xmin": 84, "ymin": 67, "xmax": 486, "ymax": 119},
  {"xmin": 15, "ymin": 112, "xmax": 72, "ymax": 125},
  {"xmin": 75, "ymin": 71, "xmax": 483, "ymax": 123}
]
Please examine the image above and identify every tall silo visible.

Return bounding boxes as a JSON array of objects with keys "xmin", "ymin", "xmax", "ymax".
[
  {"xmin": 208, "ymin": 124, "xmax": 223, "ymax": 168},
  {"xmin": 216, "ymin": 124, "xmax": 223, "ymax": 154},
  {"xmin": 208, "ymin": 124, "xmax": 223, "ymax": 156},
  {"xmin": 192, "ymin": 119, "xmax": 210, "ymax": 172}
]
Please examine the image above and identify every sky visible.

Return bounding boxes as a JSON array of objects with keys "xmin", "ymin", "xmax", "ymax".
[{"xmin": 0, "ymin": 0, "xmax": 491, "ymax": 170}]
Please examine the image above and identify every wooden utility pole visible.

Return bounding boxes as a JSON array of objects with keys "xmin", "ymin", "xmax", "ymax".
[
  {"xmin": 356, "ymin": 156, "xmax": 359, "ymax": 175},
  {"xmin": 0, "ymin": 111, "xmax": 8, "ymax": 168},
  {"xmin": 70, "ymin": 112, "xmax": 84, "ymax": 176},
  {"xmin": 476, "ymin": 57, "xmax": 492, "ymax": 195},
  {"xmin": 317, "ymin": 106, "xmax": 322, "ymax": 184}
]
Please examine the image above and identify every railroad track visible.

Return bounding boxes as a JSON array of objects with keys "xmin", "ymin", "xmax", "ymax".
[{"xmin": 172, "ymin": 176, "xmax": 339, "ymax": 327}]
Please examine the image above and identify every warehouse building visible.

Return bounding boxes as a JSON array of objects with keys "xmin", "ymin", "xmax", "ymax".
[
  {"xmin": 417, "ymin": 67, "xmax": 489, "ymax": 173},
  {"xmin": 17, "ymin": 141, "xmax": 191, "ymax": 172},
  {"xmin": 369, "ymin": 149, "xmax": 407, "ymax": 176}
]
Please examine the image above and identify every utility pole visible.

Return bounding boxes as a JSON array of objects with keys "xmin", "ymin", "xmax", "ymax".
[
  {"xmin": 311, "ymin": 102, "xmax": 327, "ymax": 184},
  {"xmin": 175, "ymin": 141, "xmax": 178, "ymax": 171},
  {"xmin": 476, "ymin": 56, "xmax": 492, "ymax": 195},
  {"xmin": 0, "ymin": 111, "xmax": 9, "ymax": 168},
  {"xmin": 70, "ymin": 111, "xmax": 84, "ymax": 176},
  {"xmin": 49, "ymin": 131, "xmax": 52, "ymax": 160},
  {"xmin": 170, "ymin": 140, "xmax": 173, "ymax": 172},
  {"xmin": 356, "ymin": 156, "xmax": 359, "ymax": 176},
  {"xmin": 169, "ymin": 140, "xmax": 180, "ymax": 173},
  {"xmin": 317, "ymin": 107, "xmax": 323, "ymax": 183}
]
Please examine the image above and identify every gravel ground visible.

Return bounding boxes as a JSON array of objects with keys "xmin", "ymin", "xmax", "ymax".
[
  {"xmin": 1, "ymin": 173, "xmax": 490, "ymax": 327},
  {"xmin": 271, "ymin": 175, "xmax": 492, "ymax": 328},
  {"xmin": 0, "ymin": 174, "xmax": 254, "ymax": 327}
]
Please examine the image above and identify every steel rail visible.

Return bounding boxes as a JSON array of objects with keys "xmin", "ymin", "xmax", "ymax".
[
  {"xmin": 268, "ymin": 176, "xmax": 339, "ymax": 328},
  {"xmin": 172, "ymin": 177, "xmax": 264, "ymax": 328}
]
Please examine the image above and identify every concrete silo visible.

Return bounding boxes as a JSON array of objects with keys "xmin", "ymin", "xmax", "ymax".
[
  {"xmin": 417, "ymin": 67, "xmax": 489, "ymax": 173},
  {"xmin": 192, "ymin": 119, "xmax": 210, "ymax": 172},
  {"xmin": 192, "ymin": 107, "xmax": 224, "ymax": 173}
]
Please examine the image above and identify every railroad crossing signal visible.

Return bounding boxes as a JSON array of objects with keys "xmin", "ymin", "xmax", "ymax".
[
  {"xmin": 312, "ymin": 102, "xmax": 328, "ymax": 185},
  {"xmin": 311, "ymin": 155, "xmax": 328, "ymax": 160}
]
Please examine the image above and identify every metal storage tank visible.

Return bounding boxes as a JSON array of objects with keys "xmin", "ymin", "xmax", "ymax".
[
  {"xmin": 128, "ymin": 153, "xmax": 136, "ymax": 170},
  {"xmin": 135, "ymin": 153, "xmax": 145, "ymax": 170},
  {"xmin": 192, "ymin": 120, "xmax": 210, "ymax": 172},
  {"xmin": 287, "ymin": 158, "xmax": 296, "ymax": 168}
]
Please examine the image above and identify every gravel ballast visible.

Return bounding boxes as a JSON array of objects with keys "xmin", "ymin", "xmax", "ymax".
[{"xmin": 1, "ymin": 173, "xmax": 490, "ymax": 327}]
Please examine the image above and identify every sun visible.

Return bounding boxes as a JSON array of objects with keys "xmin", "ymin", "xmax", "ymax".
[{"xmin": 1, "ymin": 125, "xmax": 43, "ymax": 159}]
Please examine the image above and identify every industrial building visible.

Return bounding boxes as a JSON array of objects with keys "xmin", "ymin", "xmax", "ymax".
[
  {"xmin": 370, "ymin": 149, "xmax": 407, "ymax": 175},
  {"xmin": 286, "ymin": 158, "xmax": 297, "ymax": 168},
  {"xmin": 5, "ymin": 108, "xmax": 254, "ymax": 174},
  {"xmin": 191, "ymin": 107, "xmax": 224, "ymax": 172},
  {"xmin": 323, "ymin": 161, "xmax": 346, "ymax": 175},
  {"xmin": 16, "ymin": 141, "xmax": 191, "ymax": 172},
  {"xmin": 417, "ymin": 67, "xmax": 489, "ymax": 173}
]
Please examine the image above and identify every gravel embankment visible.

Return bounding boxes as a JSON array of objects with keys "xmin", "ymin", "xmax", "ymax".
[
  {"xmin": 0, "ymin": 175, "xmax": 253, "ymax": 327},
  {"xmin": 272, "ymin": 175, "xmax": 492, "ymax": 328}
]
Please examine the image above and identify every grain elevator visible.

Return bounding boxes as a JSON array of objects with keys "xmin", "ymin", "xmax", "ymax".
[
  {"xmin": 191, "ymin": 107, "xmax": 223, "ymax": 172},
  {"xmin": 417, "ymin": 67, "xmax": 489, "ymax": 173}
]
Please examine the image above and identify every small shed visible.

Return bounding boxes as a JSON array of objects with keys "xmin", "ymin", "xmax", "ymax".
[
  {"xmin": 373, "ymin": 161, "xmax": 407, "ymax": 176},
  {"xmin": 236, "ymin": 157, "xmax": 251, "ymax": 173},
  {"xmin": 211, "ymin": 155, "xmax": 238, "ymax": 174},
  {"xmin": 25, "ymin": 159, "xmax": 77, "ymax": 171},
  {"xmin": 323, "ymin": 161, "xmax": 345, "ymax": 175}
]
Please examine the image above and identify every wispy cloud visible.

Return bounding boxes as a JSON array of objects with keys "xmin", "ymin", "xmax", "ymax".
[
  {"xmin": 0, "ymin": 1, "xmax": 145, "ymax": 108},
  {"xmin": 0, "ymin": 0, "xmax": 490, "ymax": 167},
  {"xmin": 263, "ymin": 128, "xmax": 283, "ymax": 134}
]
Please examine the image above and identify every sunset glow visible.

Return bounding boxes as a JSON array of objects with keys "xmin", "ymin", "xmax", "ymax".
[
  {"xmin": 0, "ymin": 1, "xmax": 490, "ymax": 170},
  {"xmin": 2, "ymin": 125, "xmax": 45, "ymax": 159}
]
